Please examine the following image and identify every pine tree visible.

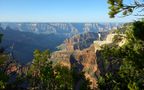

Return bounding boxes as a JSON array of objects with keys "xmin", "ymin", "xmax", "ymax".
[{"xmin": 108, "ymin": 0, "xmax": 144, "ymax": 18}]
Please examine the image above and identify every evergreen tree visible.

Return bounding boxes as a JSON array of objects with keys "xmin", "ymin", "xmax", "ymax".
[
  {"xmin": 97, "ymin": 20, "xmax": 144, "ymax": 90},
  {"xmin": 28, "ymin": 50, "xmax": 74, "ymax": 90},
  {"xmin": 0, "ymin": 34, "xmax": 9, "ymax": 89},
  {"xmin": 108, "ymin": 0, "xmax": 144, "ymax": 18}
]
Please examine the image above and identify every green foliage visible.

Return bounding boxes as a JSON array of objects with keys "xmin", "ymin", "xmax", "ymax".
[
  {"xmin": 33, "ymin": 49, "xmax": 51, "ymax": 67},
  {"xmin": 107, "ymin": 0, "xmax": 144, "ymax": 18},
  {"xmin": 0, "ymin": 29, "xmax": 92, "ymax": 90},
  {"xmin": 97, "ymin": 20, "xmax": 144, "ymax": 89},
  {"xmin": 108, "ymin": 0, "xmax": 123, "ymax": 18},
  {"xmin": 0, "ymin": 35, "xmax": 9, "ymax": 89},
  {"xmin": 0, "ymin": 33, "xmax": 92, "ymax": 90},
  {"xmin": 28, "ymin": 49, "xmax": 74, "ymax": 90},
  {"xmin": 54, "ymin": 65, "xmax": 73, "ymax": 90},
  {"xmin": 128, "ymin": 82, "xmax": 139, "ymax": 90},
  {"xmin": 0, "ymin": 81, "xmax": 5, "ymax": 89},
  {"xmin": 28, "ymin": 49, "xmax": 53, "ymax": 89},
  {"xmin": 133, "ymin": 21, "xmax": 144, "ymax": 41},
  {"xmin": 0, "ymin": 54, "xmax": 9, "ymax": 65},
  {"xmin": 0, "ymin": 34, "xmax": 9, "ymax": 90},
  {"xmin": 0, "ymin": 71, "xmax": 8, "ymax": 89}
]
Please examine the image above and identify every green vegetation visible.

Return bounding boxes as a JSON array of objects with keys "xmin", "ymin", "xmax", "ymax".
[
  {"xmin": 108, "ymin": 0, "xmax": 144, "ymax": 18},
  {"xmin": 0, "ymin": 34, "xmax": 9, "ymax": 90},
  {"xmin": 1, "ymin": 21, "xmax": 144, "ymax": 89},
  {"xmin": 0, "ymin": 47, "xmax": 91, "ymax": 90},
  {"xmin": 97, "ymin": 20, "xmax": 144, "ymax": 90},
  {"xmin": 27, "ymin": 49, "xmax": 91, "ymax": 90},
  {"xmin": 28, "ymin": 49, "xmax": 73, "ymax": 90},
  {"xmin": 0, "ymin": 1, "xmax": 144, "ymax": 89},
  {"xmin": 0, "ymin": 32, "xmax": 91, "ymax": 89}
]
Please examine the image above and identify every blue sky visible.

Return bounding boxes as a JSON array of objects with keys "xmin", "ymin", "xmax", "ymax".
[{"xmin": 0, "ymin": 0, "xmax": 138, "ymax": 22}]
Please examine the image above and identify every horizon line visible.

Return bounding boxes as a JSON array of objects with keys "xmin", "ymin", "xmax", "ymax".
[{"xmin": 0, "ymin": 21, "xmax": 129, "ymax": 23}]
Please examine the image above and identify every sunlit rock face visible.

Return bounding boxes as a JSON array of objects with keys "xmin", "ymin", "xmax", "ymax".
[{"xmin": 0, "ymin": 23, "xmax": 121, "ymax": 64}]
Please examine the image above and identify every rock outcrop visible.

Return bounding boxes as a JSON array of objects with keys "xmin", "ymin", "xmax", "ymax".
[
  {"xmin": 51, "ymin": 44, "xmax": 98, "ymax": 89},
  {"xmin": 58, "ymin": 32, "xmax": 109, "ymax": 51},
  {"xmin": 51, "ymin": 32, "xmax": 127, "ymax": 89},
  {"xmin": 93, "ymin": 34, "xmax": 126, "ymax": 52}
]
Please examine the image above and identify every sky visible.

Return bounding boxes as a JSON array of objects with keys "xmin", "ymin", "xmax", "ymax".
[{"xmin": 0, "ymin": 0, "xmax": 139, "ymax": 22}]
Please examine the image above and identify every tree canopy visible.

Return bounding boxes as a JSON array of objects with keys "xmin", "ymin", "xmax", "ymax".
[{"xmin": 97, "ymin": 20, "xmax": 144, "ymax": 90}]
